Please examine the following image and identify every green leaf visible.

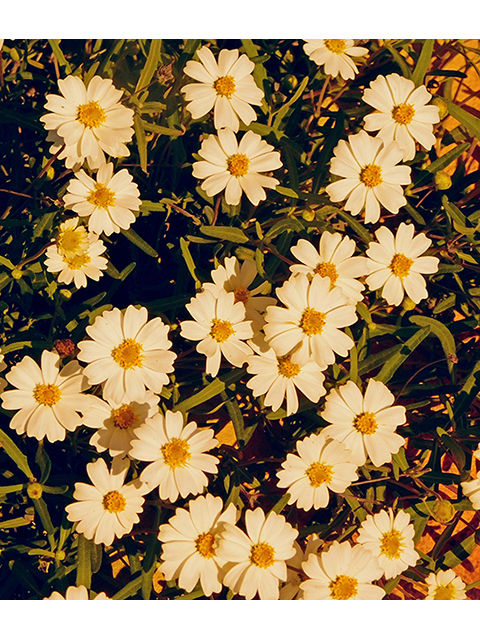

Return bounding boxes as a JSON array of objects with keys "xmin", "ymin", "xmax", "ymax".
[
  {"xmin": 272, "ymin": 76, "xmax": 309, "ymax": 130},
  {"xmin": 413, "ymin": 143, "xmax": 470, "ymax": 189},
  {"xmin": 0, "ymin": 484, "xmax": 25, "ymax": 498},
  {"xmin": 312, "ymin": 110, "xmax": 345, "ymax": 193},
  {"xmin": 200, "ymin": 225, "xmax": 250, "ymax": 244},
  {"xmin": 76, "ymin": 533, "xmax": 92, "ymax": 589},
  {"xmin": 438, "ymin": 533, "xmax": 476, "ymax": 569},
  {"xmin": 33, "ymin": 212, "xmax": 57, "ymax": 239},
  {"xmin": 134, "ymin": 115, "xmax": 148, "ymax": 173},
  {"xmin": 265, "ymin": 218, "xmax": 304, "ymax": 239},
  {"xmin": 445, "ymin": 100, "xmax": 480, "ymax": 139},
  {"xmin": 409, "ymin": 315, "xmax": 456, "ymax": 375},
  {"xmin": 453, "ymin": 360, "xmax": 480, "ymax": 420},
  {"xmin": 336, "ymin": 210, "xmax": 372, "ymax": 245},
  {"xmin": 270, "ymin": 493, "xmax": 291, "ymax": 515},
  {"xmin": 112, "ymin": 575, "xmax": 142, "ymax": 600},
  {"xmin": 135, "ymin": 39, "xmax": 162, "ymax": 93},
  {"xmin": 174, "ymin": 368, "xmax": 246, "ymax": 414},
  {"xmin": 32, "ymin": 496, "xmax": 55, "ymax": 543},
  {"xmin": 412, "ymin": 40, "xmax": 435, "ymax": 86},
  {"xmin": 48, "ymin": 39, "xmax": 72, "ymax": 74},
  {"xmin": 179, "ymin": 237, "xmax": 200, "ymax": 287},
  {"xmin": 375, "ymin": 327, "xmax": 431, "ymax": 384},
  {"xmin": 0, "ymin": 427, "xmax": 33, "ymax": 478},
  {"xmin": 385, "ymin": 44, "xmax": 412, "ymax": 78},
  {"xmin": 121, "ymin": 228, "xmax": 158, "ymax": 257},
  {"xmin": 140, "ymin": 120, "xmax": 183, "ymax": 137},
  {"xmin": 0, "ymin": 517, "xmax": 31, "ymax": 529},
  {"xmin": 357, "ymin": 344, "xmax": 402, "ymax": 377},
  {"xmin": 35, "ymin": 441, "xmax": 51, "ymax": 484}
]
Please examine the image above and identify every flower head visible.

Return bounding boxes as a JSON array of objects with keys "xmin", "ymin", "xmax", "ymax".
[
  {"xmin": 130, "ymin": 410, "xmax": 219, "ymax": 503},
  {"xmin": 158, "ymin": 494, "xmax": 237, "ymax": 596},
  {"xmin": 263, "ymin": 273, "xmax": 357, "ymax": 370},
  {"xmin": 363, "ymin": 73, "xmax": 440, "ymax": 161},
  {"xmin": 461, "ymin": 476, "xmax": 480, "ymax": 510},
  {"xmin": 365, "ymin": 222, "xmax": 439, "ymax": 306},
  {"xmin": 182, "ymin": 46, "xmax": 264, "ymax": 132},
  {"xmin": 300, "ymin": 540, "xmax": 385, "ymax": 600},
  {"xmin": 290, "ymin": 231, "xmax": 369, "ymax": 304},
  {"xmin": 357, "ymin": 508, "xmax": 419, "ymax": 579},
  {"xmin": 1, "ymin": 350, "xmax": 91, "ymax": 443},
  {"xmin": 216, "ymin": 507, "xmax": 298, "ymax": 600},
  {"xmin": 180, "ymin": 288, "xmax": 253, "ymax": 378},
  {"xmin": 192, "ymin": 128, "xmax": 282, "ymax": 206},
  {"xmin": 326, "ymin": 129, "xmax": 411, "ymax": 224},
  {"xmin": 65, "ymin": 457, "xmax": 145, "ymax": 546},
  {"xmin": 277, "ymin": 432, "xmax": 358, "ymax": 510},
  {"xmin": 425, "ymin": 569, "xmax": 466, "ymax": 600},
  {"xmin": 44, "ymin": 585, "xmax": 110, "ymax": 600},
  {"xmin": 321, "ymin": 379, "xmax": 406, "ymax": 467},
  {"xmin": 280, "ymin": 536, "xmax": 322, "ymax": 600},
  {"xmin": 303, "ymin": 40, "xmax": 368, "ymax": 80},
  {"xmin": 77, "ymin": 305, "xmax": 176, "ymax": 405},
  {"xmin": 40, "ymin": 75, "xmax": 134, "ymax": 170},
  {"xmin": 63, "ymin": 163, "xmax": 141, "ymax": 236}
]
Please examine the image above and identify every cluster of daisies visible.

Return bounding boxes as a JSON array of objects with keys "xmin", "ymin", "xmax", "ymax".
[{"xmin": 2, "ymin": 40, "xmax": 475, "ymax": 600}]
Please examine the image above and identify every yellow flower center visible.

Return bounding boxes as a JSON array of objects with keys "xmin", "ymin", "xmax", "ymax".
[
  {"xmin": 195, "ymin": 532, "xmax": 216, "ymax": 559},
  {"xmin": 300, "ymin": 307, "xmax": 326, "ymax": 336},
  {"xmin": 392, "ymin": 103, "xmax": 416, "ymax": 125},
  {"xmin": 314, "ymin": 262, "xmax": 339, "ymax": 286},
  {"xmin": 433, "ymin": 583, "xmax": 457, "ymax": 600},
  {"xmin": 65, "ymin": 253, "xmax": 91, "ymax": 270},
  {"xmin": 360, "ymin": 164, "xmax": 383, "ymax": 188},
  {"xmin": 112, "ymin": 404, "xmax": 137, "ymax": 429},
  {"xmin": 277, "ymin": 355, "xmax": 301, "ymax": 379},
  {"xmin": 210, "ymin": 319, "xmax": 234, "ymax": 343},
  {"xmin": 76, "ymin": 100, "xmax": 106, "ymax": 128},
  {"xmin": 305, "ymin": 461, "xmax": 333, "ymax": 488},
  {"xmin": 57, "ymin": 225, "xmax": 88, "ymax": 257},
  {"xmin": 33, "ymin": 383, "xmax": 62, "ymax": 407},
  {"xmin": 330, "ymin": 575, "xmax": 359, "ymax": 600},
  {"xmin": 379, "ymin": 528, "xmax": 405, "ymax": 559},
  {"xmin": 214, "ymin": 75, "xmax": 236, "ymax": 98},
  {"xmin": 390, "ymin": 253, "xmax": 414, "ymax": 279},
  {"xmin": 324, "ymin": 39, "xmax": 347, "ymax": 54},
  {"xmin": 227, "ymin": 153, "xmax": 250, "ymax": 177},
  {"xmin": 102, "ymin": 490, "xmax": 126, "ymax": 513},
  {"xmin": 250, "ymin": 542, "xmax": 275, "ymax": 569},
  {"xmin": 87, "ymin": 183, "xmax": 116, "ymax": 209},
  {"xmin": 161, "ymin": 437, "xmax": 191, "ymax": 470},
  {"xmin": 111, "ymin": 339, "xmax": 144, "ymax": 370},
  {"xmin": 233, "ymin": 286, "xmax": 251, "ymax": 305},
  {"xmin": 353, "ymin": 411, "xmax": 378, "ymax": 435}
]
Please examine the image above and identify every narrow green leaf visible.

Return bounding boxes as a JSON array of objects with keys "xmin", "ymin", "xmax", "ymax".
[
  {"xmin": 404, "ymin": 202, "xmax": 426, "ymax": 226},
  {"xmin": 453, "ymin": 361, "xmax": 480, "ymax": 419},
  {"xmin": 48, "ymin": 39, "xmax": 72, "ymax": 74},
  {"xmin": 410, "ymin": 315, "xmax": 456, "ymax": 374},
  {"xmin": 33, "ymin": 497, "xmax": 55, "ymax": 541},
  {"xmin": 265, "ymin": 218, "xmax": 304, "ymax": 239},
  {"xmin": 35, "ymin": 441, "xmax": 51, "ymax": 484},
  {"xmin": 0, "ymin": 517, "xmax": 31, "ymax": 529},
  {"xmin": 385, "ymin": 44, "xmax": 412, "ymax": 78},
  {"xmin": 0, "ymin": 484, "xmax": 25, "ymax": 498},
  {"xmin": 179, "ymin": 237, "xmax": 200, "ymax": 287},
  {"xmin": 140, "ymin": 120, "xmax": 183, "ymax": 137},
  {"xmin": 375, "ymin": 327, "xmax": 431, "ymax": 384},
  {"xmin": 135, "ymin": 39, "xmax": 162, "ymax": 93},
  {"xmin": 438, "ymin": 533, "xmax": 476, "ymax": 569},
  {"xmin": 91, "ymin": 544, "xmax": 103, "ymax": 574},
  {"xmin": 272, "ymin": 76, "xmax": 309, "ymax": 130},
  {"xmin": 412, "ymin": 40, "xmax": 435, "ymax": 86},
  {"xmin": 121, "ymin": 228, "xmax": 158, "ymax": 257},
  {"xmin": 134, "ymin": 115, "xmax": 148, "ymax": 173},
  {"xmin": 174, "ymin": 368, "xmax": 246, "ymax": 414},
  {"xmin": 119, "ymin": 262, "xmax": 136, "ymax": 281},
  {"xmin": 337, "ymin": 210, "xmax": 372, "ymax": 245},
  {"xmin": 76, "ymin": 533, "xmax": 92, "ymax": 589},
  {"xmin": 112, "ymin": 575, "xmax": 142, "ymax": 600},
  {"xmin": 270, "ymin": 493, "xmax": 291, "ymax": 515},
  {"xmin": 0, "ymin": 427, "xmax": 33, "ymax": 478},
  {"xmin": 200, "ymin": 225, "xmax": 249, "ymax": 244},
  {"xmin": 445, "ymin": 100, "xmax": 480, "ymax": 139},
  {"xmin": 357, "ymin": 345, "xmax": 402, "ymax": 377},
  {"xmin": 33, "ymin": 211, "xmax": 56, "ymax": 239},
  {"xmin": 312, "ymin": 110, "xmax": 345, "ymax": 193}
]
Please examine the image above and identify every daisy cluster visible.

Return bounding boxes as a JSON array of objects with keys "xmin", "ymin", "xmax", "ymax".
[{"xmin": 0, "ymin": 39, "xmax": 478, "ymax": 602}]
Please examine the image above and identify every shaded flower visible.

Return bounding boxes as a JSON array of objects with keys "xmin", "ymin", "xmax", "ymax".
[
  {"xmin": 303, "ymin": 39, "xmax": 368, "ymax": 80},
  {"xmin": 425, "ymin": 569, "xmax": 466, "ymax": 600}
]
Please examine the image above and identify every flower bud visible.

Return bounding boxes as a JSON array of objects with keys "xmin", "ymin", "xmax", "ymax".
[
  {"xmin": 434, "ymin": 171, "xmax": 452, "ymax": 191},
  {"xmin": 431, "ymin": 499, "xmax": 455, "ymax": 523},
  {"xmin": 402, "ymin": 298, "xmax": 416, "ymax": 311},
  {"xmin": 27, "ymin": 482, "xmax": 43, "ymax": 500},
  {"xmin": 431, "ymin": 97, "xmax": 448, "ymax": 120},
  {"xmin": 302, "ymin": 209, "xmax": 315, "ymax": 222},
  {"xmin": 60, "ymin": 288, "xmax": 72, "ymax": 300},
  {"xmin": 11, "ymin": 269, "xmax": 23, "ymax": 280}
]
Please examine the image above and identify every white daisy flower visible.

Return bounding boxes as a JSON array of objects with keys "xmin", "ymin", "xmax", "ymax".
[
  {"xmin": 461, "ymin": 477, "xmax": 480, "ymax": 510},
  {"xmin": 45, "ymin": 227, "xmax": 108, "ymax": 290},
  {"xmin": 216, "ymin": 507, "xmax": 298, "ymax": 600},
  {"xmin": 425, "ymin": 569, "xmax": 467, "ymax": 600},
  {"xmin": 130, "ymin": 410, "xmax": 219, "ymax": 503},
  {"xmin": 363, "ymin": 73, "xmax": 440, "ymax": 161},
  {"xmin": 365, "ymin": 222, "xmax": 439, "ymax": 306},
  {"xmin": 277, "ymin": 432, "xmax": 358, "ymax": 510},
  {"xmin": 53, "ymin": 217, "xmax": 90, "ymax": 259},
  {"xmin": 263, "ymin": 273, "xmax": 357, "ymax": 370},
  {"xmin": 290, "ymin": 231, "xmax": 369, "ymax": 304},
  {"xmin": 300, "ymin": 540, "xmax": 384, "ymax": 600},
  {"xmin": 326, "ymin": 129, "xmax": 411, "ymax": 224},
  {"xmin": 158, "ymin": 494, "xmax": 237, "ymax": 596},
  {"xmin": 246, "ymin": 344, "xmax": 326, "ymax": 417},
  {"xmin": 180, "ymin": 288, "xmax": 253, "ymax": 378},
  {"xmin": 40, "ymin": 75, "xmax": 134, "ymax": 170},
  {"xmin": 44, "ymin": 585, "xmax": 110, "ymax": 600},
  {"xmin": 357, "ymin": 508, "xmax": 420, "ymax": 579},
  {"xmin": 65, "ymin": 457, "xmax": 145, "ymax": 547},
  {"xmin": 181, "ymin": 46, "xmax": 264, "ymax": 132},
  {"xmin": 321, "ymin": 379, "xmax": 406, "ymax": 467},
  {"xmin": 1, "ymin": 350, "xmax": 91, "ymax": 443},
  {"xmin": 279, "ymin": 536, "xmax": 323, "ymax": 600},
  {"xmin": 83, "ymin": 390, "xmax": 159, "ymax": 458},
  {"xmin": 303, "ymin": 40, "xmax": 368, "ymax": 80},
  {"xmin": 203, "ymin": 256, "xmax": 276, "ymax": 333},
  {"xmin": 192, "ymin": 128, "xmax": 282, "ymax": 206},
  {"xmin": 63, "ymin": 163, "xmax": 142, "ymax": 236},
  {"xmin": 474, "ymin": 443, "xmax": 480, "ymax": 461},
  {"xmin": 77, "ymin": 305, "xmax": 176, "ymax": 405}
]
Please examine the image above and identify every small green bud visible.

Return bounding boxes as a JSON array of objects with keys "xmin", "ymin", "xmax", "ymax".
[
  {"xmin": 283, "ymin": 74, "xmax": 298, "ymax": 90},
  {"xmin": 434, "ymin": 170, "xmax": 452, "ymax": 191},
  {"xmin": 55, "ymin": 549, "xmax": 66, "ymax": 562},
  {"xmin": 11, "ymin": 269, "xmax": 23, "ymax": 280},
  {"xmin": 59, "ymin": 288, "xmax": 72, "ymax": 300},
  {"xmin": 27, "ymin": 482, "xmax": 43, "ymax": 500},
  {"xmin": 431, "ymin": 97, "xmax": 448, "ymax": 120},
  {"xmin": 402, "ymin": 298, "xmax": 416, "ymax": 311},
  {"xmin": 431, "ymin": 499, "xmax": 455, "ymax": 523},
  {"xmin": 302, "ymin": 209, "xmax": 315, "ymax": 222}
]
